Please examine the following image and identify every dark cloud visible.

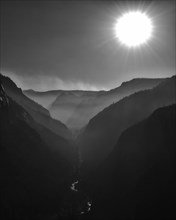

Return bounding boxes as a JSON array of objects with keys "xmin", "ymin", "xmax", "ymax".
[{"xmin": 1, "ymin": 0, "xmax": 175, "ymax": 91}]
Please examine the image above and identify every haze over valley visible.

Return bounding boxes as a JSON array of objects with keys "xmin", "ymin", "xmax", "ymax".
[{"xmin": 1, "ymin": 0, "xmax": 175, "ymax": 219}]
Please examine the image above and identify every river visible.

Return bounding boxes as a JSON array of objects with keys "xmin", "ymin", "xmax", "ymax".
[
  {"xmin": 35, "ymin": 180, "xmax": 92, "ymax": 220},
  {"xmin": 69, "ymin": 180, "xmax": 92, "ymax": 216}
]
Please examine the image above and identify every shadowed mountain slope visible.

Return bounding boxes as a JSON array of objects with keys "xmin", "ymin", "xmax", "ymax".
[
  {"xmin": 0, "ymin": 81, "xmax": 76, "ymax": 219},
  {"xmin": 84, "ymin": 104, "xmax": 176, "ymax": 220},
  {"xmin": 0, "ymin": 74, "xmax": 71, "ymax": 139},
  {"xmin": 78, "ymin": 76, "xmax": 176, "ymax": 169}
]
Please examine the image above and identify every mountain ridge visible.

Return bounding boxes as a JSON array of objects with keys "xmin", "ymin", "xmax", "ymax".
[
  {"xmin": 27, "ymin": 77, "xmax": 165, "ymax": 130},
  {"xmin": 78, "ymin": 75, "xmax": 176, "ymax": 169},
  {"xmin": 0, "ymin": 73, "xmax": 72, "ymax": 139}
]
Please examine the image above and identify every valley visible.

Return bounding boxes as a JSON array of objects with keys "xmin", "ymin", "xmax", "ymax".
[
  {"xmin": 0, "ymin": 73, "xmax": 176, "ymax": 220},
  {"xmin": 1, "ymin": 1, "xmax": 175, "ymax": 219}
]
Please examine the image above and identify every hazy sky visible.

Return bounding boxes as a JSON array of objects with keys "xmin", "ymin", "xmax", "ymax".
[{"xmin": 1, "ymin": 0, "xmax": 175, "ymax": 91}]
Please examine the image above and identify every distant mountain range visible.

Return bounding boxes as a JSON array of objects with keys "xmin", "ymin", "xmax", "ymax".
[
  {"xmin": 23, "ymin": 89, "xmax": 102, "ymax": 109},
  {"xmin": 24, "ymin": 78, "xmax": 165, "ymax": 130}
]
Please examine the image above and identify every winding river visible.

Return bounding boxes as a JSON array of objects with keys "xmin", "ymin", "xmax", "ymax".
[{"xmin": 69, "ymin": 180, "xmax": 92, "ymax": 216}]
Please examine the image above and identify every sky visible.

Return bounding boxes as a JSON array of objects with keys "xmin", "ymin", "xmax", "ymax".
[{"xmin": 1, "ymin": 0, "xmax": 175, "ymax": 91}]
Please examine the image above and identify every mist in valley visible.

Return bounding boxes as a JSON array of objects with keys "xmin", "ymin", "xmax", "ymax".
[{"xmin": 1, "ymin": 0, "xmax": 176, "ymax": 219}]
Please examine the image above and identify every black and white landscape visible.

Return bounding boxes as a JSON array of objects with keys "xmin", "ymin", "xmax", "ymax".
[{"xmin": 0, "ymin": 1, "xmax": 176, "ymax": 220}]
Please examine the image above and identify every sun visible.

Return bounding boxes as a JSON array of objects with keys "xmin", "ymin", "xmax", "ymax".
[{"xmin": 114, "ymin": 11, "xmax": 153, "ymax": 48}]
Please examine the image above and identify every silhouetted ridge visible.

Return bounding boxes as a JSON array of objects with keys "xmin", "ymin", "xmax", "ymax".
[{"xmin": 119, "ymin": 77, "xmax": 165, "ymax": 87}]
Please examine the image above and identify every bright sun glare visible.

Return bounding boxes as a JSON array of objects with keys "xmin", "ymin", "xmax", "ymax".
[{"xmin": 114, "ymin": 11, "xmax": 153, "ymax": 48}]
